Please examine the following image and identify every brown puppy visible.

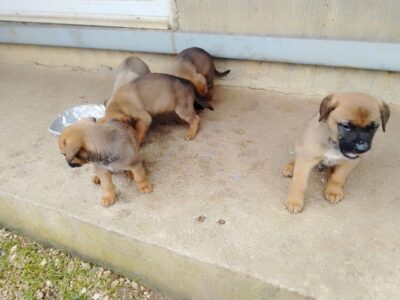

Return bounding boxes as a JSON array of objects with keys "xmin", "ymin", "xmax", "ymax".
[
  {"xmin": 104, "ymin": 56, "xmax": 151, "ymax": 107},
  {"xmin": 112, "ymin": 56, "xmax": 150, "ymax": 94},
  {"xmin": 58, "ymin": 118, "xmax": 152, "ymax": 207},
  {"xmin": 172, "ymin": 47, "xmax": 230, "ymax": 101},
  {"xmin": 104, "ymin": 73, "xmax": 213, "ymax": 144},
  {"xmin": 283, "ymin": 92, "xmax": 390, "ymax": 214}
]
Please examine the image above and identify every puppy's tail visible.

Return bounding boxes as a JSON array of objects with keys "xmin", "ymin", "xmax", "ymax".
[
  {"xmin": 194, "ymin": 98, "xmax": 214, "ymax": 111},
  {"xmin": 214, "ymin": 68, "xmax": 230, "ymax": 78}
]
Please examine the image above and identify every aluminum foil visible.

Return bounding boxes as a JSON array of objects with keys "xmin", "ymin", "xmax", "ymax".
[{"xmin": 49, "ymin": 104, "xmax": 105, "ymax": 136}]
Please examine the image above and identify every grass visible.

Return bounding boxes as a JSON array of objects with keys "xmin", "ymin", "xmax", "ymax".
[{"xmin": 0, "ymin": 228, "xmax": 165, "ymax": 300}]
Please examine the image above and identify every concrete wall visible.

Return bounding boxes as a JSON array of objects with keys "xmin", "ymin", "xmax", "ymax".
[
  {"xmin": 176, "ymin": 0, "xmax": 400, "ymax": 41},
  {"xmin": 0, "ymin": 0, "xmax": 399, "ymax": 103}
]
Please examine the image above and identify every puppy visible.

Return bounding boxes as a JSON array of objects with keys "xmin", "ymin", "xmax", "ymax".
[
  {"xmin": 282, "ymin": 92, "xmax": 390, "ymax": 214},
  {"xmin": 104, "ymin": 56, "xmax": 151, "ymax": 107},
  {"xmin": 104, "ymin": 73, "xmax": 213, "ymax": 144},
  {"xmin": 58, "ymin": 118, "xmax": 152, "ymax": 207},
  {"xmin": 172, "ymin": 47, "xmax": 230, "ymax": 102},
  {"xmin": 112, "ymin": 56, "xmax": 150, "ymax": 93}
]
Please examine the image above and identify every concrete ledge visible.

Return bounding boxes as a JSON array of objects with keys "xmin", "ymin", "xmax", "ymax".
[
  {"xmin": 1, "ymin": 64, "xmax": 400, "ymax": 299},
  {"xmin": 0, "ymin": 194, "xmax": 306, "ymax": 300}
]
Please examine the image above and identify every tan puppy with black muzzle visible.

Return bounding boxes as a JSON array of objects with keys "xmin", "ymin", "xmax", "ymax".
[
  {"xmin": 104, "ymin": 73, "xmax": 213, "ymax": 145},
  {"xmin": 172, "ymin": 47, "xmax": 230, "ymax": 103},
  {"xmin": 283, "ymin": 92, "xmax": 390, "ymax": 214},
  {"xmin": 58, "ymin": 118, "xmax": 152, "ymax": 207}
]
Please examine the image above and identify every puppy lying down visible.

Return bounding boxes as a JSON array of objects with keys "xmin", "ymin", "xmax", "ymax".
[{"xmin": 58, "ymin": 118, "xmax": 152, "ymax": 207}]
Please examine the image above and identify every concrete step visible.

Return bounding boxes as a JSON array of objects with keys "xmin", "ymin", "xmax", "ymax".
[{"xmin": 0, "ymin": 64, "xmax": 399, "ymax": 300}]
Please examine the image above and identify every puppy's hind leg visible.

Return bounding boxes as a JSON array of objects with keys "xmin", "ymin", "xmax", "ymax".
[
  {"xmin": 185, "ymin": 114, "xmax": 200, "ymax": 140},
  {"xmin": 134, "ymin": 111, "xmax": 152, "ymax": 145},
  {"xmin": 175, "ymin": 104, "xmax": 200, "ymax": 140},
  {"xmin": 131, "ymin": 162, "xmax": 153, "ymax": 194}
]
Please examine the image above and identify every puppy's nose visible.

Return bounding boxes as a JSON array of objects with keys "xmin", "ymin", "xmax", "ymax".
[
  {"xmin": 67, "ymin": 161, "xmax": 82, "ymax": 168},
  {"xmin": 355, "ymin": 141, "xmax": 370, "ymax": 152}
]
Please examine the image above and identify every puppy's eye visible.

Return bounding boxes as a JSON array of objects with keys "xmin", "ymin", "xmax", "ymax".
[
  {"xmin": 368, "ymin": 123, "xmax": 379, "ymax": 131},
  {"xmin": 338, "ymin": 123, "xmax": 352, "ymax": 131}
]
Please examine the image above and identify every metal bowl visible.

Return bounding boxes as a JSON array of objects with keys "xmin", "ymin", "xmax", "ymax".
[{"xmin": 49, "ymin": 104, "xmax": 105, "ymax": 136}]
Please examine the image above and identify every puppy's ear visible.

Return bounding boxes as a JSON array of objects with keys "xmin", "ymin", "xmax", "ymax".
[
  {"xmin": 194, "ymin": 74, "xmax": 208, "ymax": 97},
  {"xmin": 58, "ymin": 135, "xmax": 66, "ymax": 154},
  {"xmin": 319, "ymin": 94, "xmax": 337, "ymax": 122},
  {"xmin": 75, "ymin": 148, "xmax": 91, "ymax": 162},
  {"xmin": 380, "ymin": 101, "xmax": 390, "ymax": 132},
  {"xmin": 65, "ymin": 140, "xmax": 82, "ymax": 161}
]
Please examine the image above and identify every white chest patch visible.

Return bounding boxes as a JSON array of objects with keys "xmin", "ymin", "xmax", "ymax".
[{"xmin": 322, "ymin": 147, "xmax": 346, "ymax": 166}]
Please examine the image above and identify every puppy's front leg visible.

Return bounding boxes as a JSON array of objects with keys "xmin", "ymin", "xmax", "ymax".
[
  {"xmin": 286, "ymin": 158, "xmax": 319, "ymax": 214},
  {"xmin": 185, "ymin": 114, "xmax": 200, "ymax": 140},
  {"xmin": 131, "ymin": 162, "xmax": 153, "ymax": 194},
  {"xmin": 96, "ymin": 168, "xmax": 118, "ymax": 207},
  {"xmin": 325, "ymin": 160, "xmax": 358, "ymax": 203}
]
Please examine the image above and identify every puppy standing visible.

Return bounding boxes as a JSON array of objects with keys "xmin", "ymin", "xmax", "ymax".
[
  {"xmin": 172, "ymin": 47, "xmax": 230, "ymax": 102},
  {"xmin": 283, "ymin": 93, "xmax": 390, "ymax": 213},
  {"xmin": 104, "ymin": 73, "xmax": 213, "ymax": 145},
  {"xmin": 58, "ymin": 118, "xmax": 152, "ymax": 207}
]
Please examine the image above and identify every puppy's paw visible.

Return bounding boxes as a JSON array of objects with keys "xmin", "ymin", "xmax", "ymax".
[
  {"xmin": 324, "ymin": 185, "xmax": 344, "ymax": 203},
  {"xmin": 184, "ymin": 133, "xmax": 196, "ymax": 141},
  {"xmin": 138, "ymin": 180, "xmax": 153, "ymax": 194},
  {"xmin": 126, "ymin": 170, "xmax": 135, "ymax": 181},
  {"xmin": 285, "ymin": 199, "xmax": 304, "ymax": 214},
  {"xmin": 92, "ymin": 175, "xmax": 101, "ymax": 185},
  {"xmin": 101, "ymin": 194, "xmax": 117, "ymax": 207},
  {"xmin": 282, "ymin": 162, "xmax": 295, "ymax": 178}
]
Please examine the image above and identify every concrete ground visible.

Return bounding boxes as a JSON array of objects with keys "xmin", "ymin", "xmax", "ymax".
[{"xmin": 0, "ymin": 64, "xmax": 399, "ymax": 300}]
